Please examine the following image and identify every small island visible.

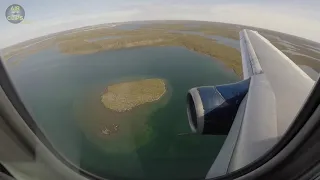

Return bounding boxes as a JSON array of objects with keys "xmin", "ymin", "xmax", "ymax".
[{"xmin": 101, "ymin": 78, "xmax": 166, "ymax": 112}]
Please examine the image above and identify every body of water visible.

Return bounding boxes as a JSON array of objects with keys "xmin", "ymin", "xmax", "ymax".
[{"xmin": 6, "ymin": 46, "xmax": 239, "ymax": 180}]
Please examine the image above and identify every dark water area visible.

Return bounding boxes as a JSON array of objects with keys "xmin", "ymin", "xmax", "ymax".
[{"xmin": 5, "ymin": 46, "xmax": 239, "ymax": 179}]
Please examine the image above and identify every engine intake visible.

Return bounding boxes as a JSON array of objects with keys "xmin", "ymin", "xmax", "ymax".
[{"xmin": 187, "ymin": 79, "xmax": 250, "ymax": 135}]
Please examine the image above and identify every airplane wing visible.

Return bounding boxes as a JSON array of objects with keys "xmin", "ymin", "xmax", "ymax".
[
  {"xmin": 239, "ymin": 30, "xmax": 314, "ymax": 136},
  {"xmin": 185, "ymin": 29, "xmax": 315, "ymax": 178}
]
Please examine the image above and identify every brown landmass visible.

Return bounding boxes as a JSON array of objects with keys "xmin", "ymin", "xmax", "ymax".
[{"xmin": 101, "ymin": 78, "xmax": 166, "ymax": 112}]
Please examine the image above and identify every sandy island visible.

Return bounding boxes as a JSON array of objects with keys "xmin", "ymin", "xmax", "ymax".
[{"xmin": 101, "ymin": 78, "xmax": 166, "ymax": 112}]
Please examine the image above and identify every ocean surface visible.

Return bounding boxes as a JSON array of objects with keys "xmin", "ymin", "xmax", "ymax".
[{"xmin": 5, "ymin": 46, "xmax": 239, "ymax": 180}]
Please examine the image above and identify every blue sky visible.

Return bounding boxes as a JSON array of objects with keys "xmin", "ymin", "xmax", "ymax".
[{"xmin": 1, "ymin": 0, "xmax": 320, "ymax": 48}]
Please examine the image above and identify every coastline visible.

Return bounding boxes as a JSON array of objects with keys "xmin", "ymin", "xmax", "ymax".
[
  {"xmin": 3, "ymin": 23, "xmax": 243, "ymax": 76},
  {"xmin": 57, "ymin": 33, "xmax": 242, "ymax": 76}
]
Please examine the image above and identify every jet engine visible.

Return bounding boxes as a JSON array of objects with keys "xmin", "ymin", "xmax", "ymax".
[{"xmin": 186, "ymin": 79, "xmax": 250, "ymax": 135}]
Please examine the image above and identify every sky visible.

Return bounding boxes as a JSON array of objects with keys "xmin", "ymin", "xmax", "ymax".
[{"xmin": 1, "ymin": 0, "xmax": 320, "ymax": 48}]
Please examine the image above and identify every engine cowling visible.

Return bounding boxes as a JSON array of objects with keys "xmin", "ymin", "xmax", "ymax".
[{"xmin": 186, "ymin": 79, "xmax": 250, "ymax": 135}]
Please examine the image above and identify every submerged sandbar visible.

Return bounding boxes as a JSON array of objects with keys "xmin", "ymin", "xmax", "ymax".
[{"xmin": 101, "ymin": 78, "xmax": 166, "ymax": 112}]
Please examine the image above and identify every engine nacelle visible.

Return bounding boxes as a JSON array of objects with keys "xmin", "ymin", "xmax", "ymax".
[{"xmin": 187, "ymin": 79, "xmax": 250, "ymax": 135}]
